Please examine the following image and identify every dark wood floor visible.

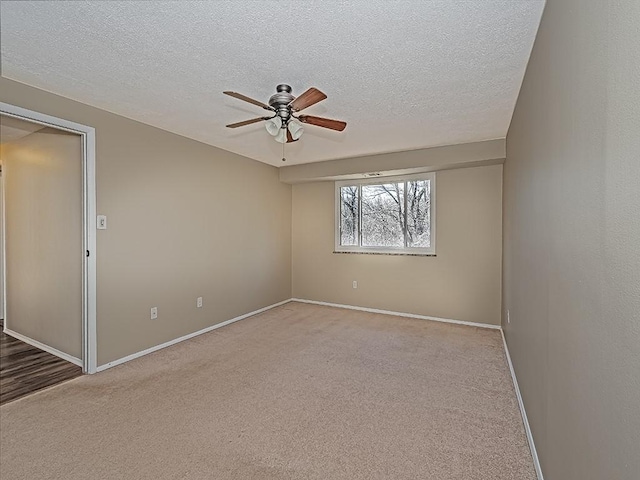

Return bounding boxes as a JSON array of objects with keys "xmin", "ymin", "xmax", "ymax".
[{"xmin": 0, "ymin": 320, "xmax": 82, "ymax": 405}]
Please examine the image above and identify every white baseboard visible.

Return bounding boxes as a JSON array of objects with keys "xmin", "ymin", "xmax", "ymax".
[
  {"xmin": 3, "ymin": 328, "xmax": 83, "ymax": 367},
  {"xmin": 96, "ymin": 298, "xmax": 292, "ymax": 372},
  {"xmin": 501, "ymin": 329, "xmax": 544, "ymax": 480},
  {"xmin": 291, "ymin": 298, "xmax": 502, "ymax": 330}
]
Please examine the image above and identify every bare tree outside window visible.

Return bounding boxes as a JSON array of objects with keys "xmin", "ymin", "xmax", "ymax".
[
  {"xmin": 406, "ymin": 180, "xmax": 430, "ymax": 247},
  {"xmin": 340, "ymin": 186, "xmax": 358, "ymax": 245},
  {"xmin": 338, "ymin": 174, "xmax": 434, "ymax": 253},
  {"xmin": 362, "ymin": 183, "xmax": 405, "ymax": 247}
]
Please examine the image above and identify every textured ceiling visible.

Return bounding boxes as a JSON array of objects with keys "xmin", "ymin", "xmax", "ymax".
[{"xmin": 0, "ymin": 1, "xmax": 544, "ymax": 167}]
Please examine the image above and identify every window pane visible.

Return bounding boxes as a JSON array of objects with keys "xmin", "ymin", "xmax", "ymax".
[
  {"xmin": 340, "ymin": 186, "xmax": 359, "ymax": 246},
  {"xmin": 361, "ymin": 183, "xmax": 405, "ymax": 247},
  {"xmin": 406, "ymin": 179, "xmax": 431, "ymax": 247}
]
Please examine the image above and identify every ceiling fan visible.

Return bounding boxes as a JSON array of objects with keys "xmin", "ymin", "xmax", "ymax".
[{"xmin": 224, "ymin": 84, "xmax": 347, "ymax": 145}]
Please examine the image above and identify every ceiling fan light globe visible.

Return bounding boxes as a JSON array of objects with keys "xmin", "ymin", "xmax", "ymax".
[
  {"xmin": 265, "ymin": 117, "xmax": 282, "ymax": 136},
  {"xmin": 288, "ymin": 119, "xmax": 304, "ymax": 140},
  {"xmin": 274, "ymin": 128, "xmax": 287, "ymax": 143}
]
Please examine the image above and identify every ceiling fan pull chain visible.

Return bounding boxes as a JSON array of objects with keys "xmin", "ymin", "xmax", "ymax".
[{"xmin": 282, "ymin": 138, "xmax": 286, "ymax": 162}]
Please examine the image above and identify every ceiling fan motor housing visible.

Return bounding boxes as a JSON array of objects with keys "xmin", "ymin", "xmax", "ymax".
[{"xmin": 269, "ymin": 84, "xmax": 295, "ymax": 125}]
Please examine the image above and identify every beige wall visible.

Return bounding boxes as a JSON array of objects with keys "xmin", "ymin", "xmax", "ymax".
[
  {"xmin": 503, "ymin": 0, "xmax": 640, "ymax": 478},
  {"xmin": 0, "ymin": 77, "xmax": 292, "ymax": 366},
  {"xmin": 1, "ymin": 127, "xmax": 83, "ymax": 358},
  {"xmin": 0, "ymin": 170, "xmax": 3, "ymax": 320},
  {"xmin": 293, "ymin": 164, "xmax": 503, "ymax": 325}
]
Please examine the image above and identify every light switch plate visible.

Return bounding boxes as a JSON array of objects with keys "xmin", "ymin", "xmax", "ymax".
[{"xmin": 97, "ymin": 215, "xmax": 107, "ymax": 230}]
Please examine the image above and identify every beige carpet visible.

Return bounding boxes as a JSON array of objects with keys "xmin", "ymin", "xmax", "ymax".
[{"xmin": 0, "ymin": 302, "xmax": 535, "ymax": 479}]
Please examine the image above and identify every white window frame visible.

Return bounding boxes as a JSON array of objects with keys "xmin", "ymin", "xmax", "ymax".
[{"xmin": 335, "ymin": 172, "xmax": 436, "ymax": 255}]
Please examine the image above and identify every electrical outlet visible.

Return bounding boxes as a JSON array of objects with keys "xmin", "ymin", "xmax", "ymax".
[
  {"xmin": 507, "ymin": 310, "xmax": 510, "ymax": 324},
  {"xmin": 352, "ymin": 280, "xmax": 358, "ymax": 289},
  {"xmin": 197, "ymin": 297, "xmax": 203, "ymax": 308},
  {"xmin": 150, "ymin": 306, "xmax": 158, "ymax": 320}
]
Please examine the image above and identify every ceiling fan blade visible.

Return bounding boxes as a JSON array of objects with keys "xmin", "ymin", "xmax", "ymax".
[
  {"xmin": 226, "ymin": 117, "xmax": 270, "ymax": 128},
  {"xmin": 223, "ymin": 91, "xmax": 273, "ymax": 110},
  {"xmin": 298, "ymin": 115, "xmax": 347, "ymax": 132},
  {"xmin": 289, "ymin": 87, "xmax": 327, "ymax": 112}
]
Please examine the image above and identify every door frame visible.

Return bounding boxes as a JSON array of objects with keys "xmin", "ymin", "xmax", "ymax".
[{"xmin": 0, "ymin": 102, "xmax": 97, "ymax": 374}]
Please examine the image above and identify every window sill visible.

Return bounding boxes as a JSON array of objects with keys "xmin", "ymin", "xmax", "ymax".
[{"xmin": 333, "ymin": 251, "xmax": 436, "ymax": 257}]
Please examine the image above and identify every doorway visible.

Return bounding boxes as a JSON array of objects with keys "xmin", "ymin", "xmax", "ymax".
[{"xmin": 0, "ymin": 103, "xmax": 96, "ymax": 376}]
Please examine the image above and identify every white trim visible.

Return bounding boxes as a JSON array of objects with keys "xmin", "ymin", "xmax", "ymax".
[
  {"xmin": 96, "ymin": 299, "xmax": 292, "ymax": 372},
  {"xmin": 0, "ymin": 102, "xmax": 97, "ymax": 374},
  {"xmin": 0, "ymin": 170, "xmax": 4, "ymax": 322},
  {"xmin": 83, "ymin": 123, "xmax": 97, "ymax": 374},
  {"xmin": 3, "ymin": 328, "xmax": 83, "ymax": 367},
  {"xmin": 335, "ymin": 172, "xmax": 436, "ymax": 256},
  {"xmin": 291, "ymin": 298, "xmax": 501, "ymax": 330},
  {"xmin": 501, "ymin": 329, "xmax": 544, "ymax": 480}
]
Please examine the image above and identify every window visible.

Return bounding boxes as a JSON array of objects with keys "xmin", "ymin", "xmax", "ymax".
[{"xmin": 335, "ymin": 173, "xmax": 436, "ymax": 255}]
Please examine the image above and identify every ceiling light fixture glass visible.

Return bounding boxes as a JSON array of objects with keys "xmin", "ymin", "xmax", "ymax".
[
  {"xmin": 265, "ymin": 116, "xmax": 282, "ymax": 136},
  {"xmin": 287, "ymin": 119, "xmax": 304, "ymax": 141},
  {"xmin": 267, "ymin": 117, "xmax": 304, "ymax": 144},
  {"xmin": 274, "ymin": 128, "xmax": 288, "ymax": 144}
]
